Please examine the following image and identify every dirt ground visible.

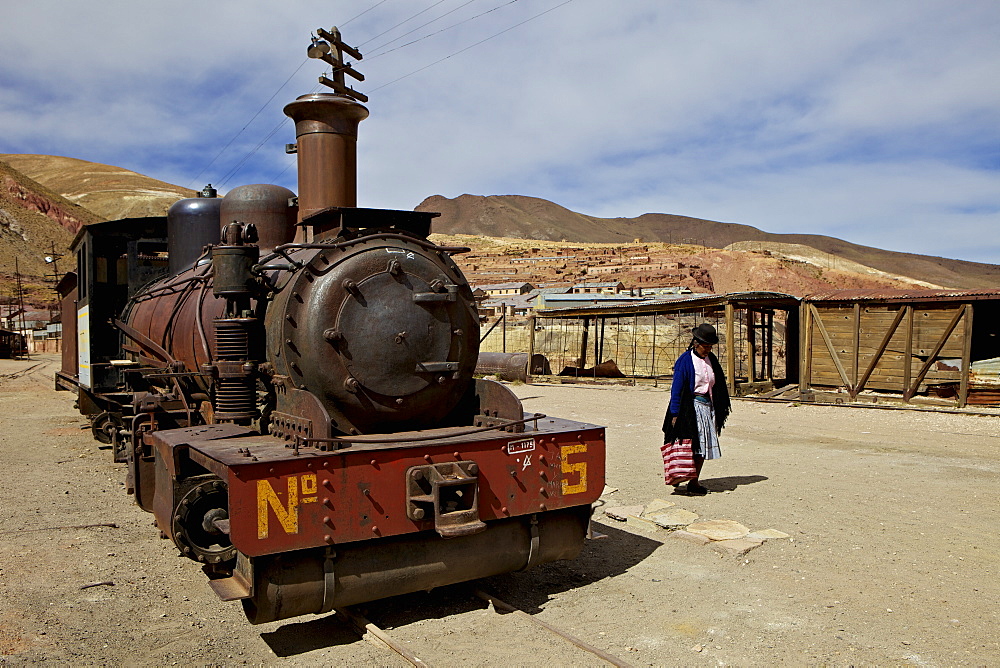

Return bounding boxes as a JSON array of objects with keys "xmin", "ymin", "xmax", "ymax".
[{"xmin": 1, "ymin": 354, "xmax": 999, "ymax": 666}]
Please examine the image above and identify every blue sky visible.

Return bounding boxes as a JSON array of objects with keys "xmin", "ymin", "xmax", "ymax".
[{"xmin": 1, "ymin": 0, "xmax": 998, "ymax": 263}]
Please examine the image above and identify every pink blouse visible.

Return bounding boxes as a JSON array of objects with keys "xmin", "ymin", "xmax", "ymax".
[{"xmin": 692, "ymin": 351, "xmax": 715, "ymax": 395}]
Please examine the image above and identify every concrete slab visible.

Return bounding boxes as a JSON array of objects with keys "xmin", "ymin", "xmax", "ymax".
[
  {"xmin": 710, "ymin": 537, "xmax": 764, "ymax": 557},
  {"xmin": 686, "ymin": 519, "xmax": 750, "ymax": 541},
  {"xmin": 643, "ymin": 498, "xmax": 677, "ymax": 515},
  {"xmin": 747, "ymin": 528, "xmax": 790, "ymax": 540},
  {"xmin": 669, "ymin": 529, "xmax": 711, "ymax": 545},
  {"xmin": 648, "ymin": 508, "xmax": 699, "ymax": 528}
]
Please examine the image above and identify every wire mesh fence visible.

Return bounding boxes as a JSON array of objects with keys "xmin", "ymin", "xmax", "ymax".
[{"xmin": 479, "ymin": 308, "xmax": 789, "ymax": 381}]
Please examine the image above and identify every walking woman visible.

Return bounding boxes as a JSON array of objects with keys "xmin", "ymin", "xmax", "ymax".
[{"xmin": 661, "ymin": 323, "xmax": 731, "ymax": 494}]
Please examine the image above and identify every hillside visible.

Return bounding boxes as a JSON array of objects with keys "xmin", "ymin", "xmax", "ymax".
[
  {"xmin": 0, "ymin": 154, "xmax": 195, "ymax": 221},
  {"xmin": 0, "ymin": 159, "xmax": 91, "ymax": 286},
  {"xmin": 429, "ymin": 234, "xmax": 935, "ymax": 297},
  {"xmin": 1, "ymin": 153, "xmax": 994, "ymax": 302},
  {"xmin": 419, "ymin": 194, "xmax": 1000, "ymax": 290}
]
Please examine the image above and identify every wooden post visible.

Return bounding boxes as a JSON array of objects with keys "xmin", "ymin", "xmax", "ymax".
[
  {"xmin": 903, "ymin": 305, "xmax": 914, "ymax": 401},
  {"xmin": 725, "ymin": 301, "xmax": 736, "ymax": 395},
  {"xmin": 959, "ymin": 303, "xmax": 973, "ymax": 408},
  {"xmin": 596, "ymin": 317, "xmax": 605, "ymax": 365},
  {"xmin": 502, "ymin": 303, "xmax": 507, "ymax": 353},
  {"xmin": 578, "ymin": 317, "xmax": 589, "ymax": 371},
  {"xmin": 852, "ymin": 303, "xmax": 861, "ymax": 391},
  {"xmin": 651, "ymin": 313, "xmax": 658, "ymax": 379},
  {"xmin": 747, "ymin": 309, "xmax": 757, "ymax": 382},
  {"xmin": 526, "ymin": 315, "xmax": 536, "ymax": 384},
  {"xmin": 765, "ymin": 310, "xmax": 774, "ymax": 380},
  {"xmin": 798, "ymin": 301, "xmax": 809, "ymax": 393},
  {"xmin": 631, "ymin": 312, "xmax": 638, "ymax": 381}
]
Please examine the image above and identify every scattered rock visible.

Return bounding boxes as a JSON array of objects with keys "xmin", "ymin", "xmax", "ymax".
[
  {"xmin": 601, "ymin": 485, "xmax": 619, "ymax": 496},
  {"xmin": 670, "ymin": 529, "xmax": 711, "ymax": 545},
  {"xmin": 604, "ymin": 505, "xmax": 645, "ymax": 521},
  {"xmin": 648, "ymin": 508, "xmax": 699, "ymax": 528},
  {"xmin": 710, "ymin": 537, "xmax": 763, "ymax": 557},
  {"xmin": 686, "ymin": 519, "xmax": 750, "ymax": 541},
  {"xmin": 747, "ymin": 528, "xmax": 790, "ymax": 540}
]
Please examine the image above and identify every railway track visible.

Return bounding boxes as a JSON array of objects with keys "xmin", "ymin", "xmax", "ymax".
[{"xmin": 336, "ymin": 589, "xmax": 635, "ymax": 667}]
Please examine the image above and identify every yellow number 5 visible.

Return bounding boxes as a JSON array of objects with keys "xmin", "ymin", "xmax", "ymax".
[{"xmin": 561, "ymin": 444, "xmax": 587, "ymax": 495}]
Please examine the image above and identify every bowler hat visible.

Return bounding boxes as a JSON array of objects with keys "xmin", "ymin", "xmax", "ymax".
[{"xmin": 692, "ymin": 323, "xmax": 719, "ymax": 345}]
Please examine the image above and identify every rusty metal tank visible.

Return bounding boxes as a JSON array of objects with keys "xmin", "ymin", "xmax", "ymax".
[
  {"xmin": 476, "ymin": 352, "xmax": 552, "ymax": 382},
  {"xmin": 166, "ymin": 185, "xmax": 222, "ymax": 274},
  {"xmin": 121, "ymin": 260, "xmax": 227, "ymax": 385},
  {"xmin": 219, "ymin": 184, "xmax": 297, "ymax": 252}
]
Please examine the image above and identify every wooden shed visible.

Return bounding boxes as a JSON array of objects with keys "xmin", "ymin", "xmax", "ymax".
[
  {"xmin": 528, "ymin": 291, "xmax": 800, "ymax": 395},
  {"xmin": 799, "ymin": 289, "xmax": 1000, "ymax": 406}
]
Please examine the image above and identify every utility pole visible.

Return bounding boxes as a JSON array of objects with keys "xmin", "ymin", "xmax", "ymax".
[
  {"xmin": 14, "ymin": 257, "xmax": 29, "ymax": 360},
  {"xmin": 311, "ymin": 26, "xmax": 367, "ymax": 102},
  {"xmin": 44, "ymin": 241, "xmax": 64, "ymax": 349}
]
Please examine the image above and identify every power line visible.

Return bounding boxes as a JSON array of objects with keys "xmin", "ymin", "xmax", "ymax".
[
  {"xmin": 215, "ymin": 0, "xmax": 577, "ymax": 187},
  {"xmin": 233, "ymin": 80, "xmax": 328, "ymax": 188},
  {"xmin": 190, "ymin": 3, "xmax": 403, "ymax": 187},
  {"xmin": 216, "ymin": 119, "xmax": 290, "ymax": 188},
  {"xmin": 366, "ymin": 0, "xmax": 516, "ymax": 60},
  {"xmin": 341, "ymin": 0, "xmax": 389, "ymax": 27},
  {"xmin": 358, "ymin": 0, "xmax": 449, "ymax": 46},
  {"xmin": 187, "ymin": 58, "xmax": 310, "ymax": 189},
  {"xmin": 370, "ymin": 0, "xmax": 576, "ymax": 92}
]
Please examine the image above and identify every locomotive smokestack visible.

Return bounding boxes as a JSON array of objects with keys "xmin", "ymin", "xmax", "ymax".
[{"xmin": 283, "ymin": 93, "xmax": 369, "ymax": 232}]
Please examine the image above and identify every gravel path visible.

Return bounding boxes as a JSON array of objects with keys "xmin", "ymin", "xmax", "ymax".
[{"xmin": 1, "ymin": 355, "xmax": 998, "ymax": 665}]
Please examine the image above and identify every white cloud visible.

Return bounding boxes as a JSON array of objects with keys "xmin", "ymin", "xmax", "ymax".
[{"xmin": 1, "ymin": 0, "xmax": 997, "ymax": 261}]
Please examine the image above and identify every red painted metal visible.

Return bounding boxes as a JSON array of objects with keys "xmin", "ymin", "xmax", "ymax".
[{"xmin": 176, "ymin": 418, "xmax": 604, "ymax": 557}]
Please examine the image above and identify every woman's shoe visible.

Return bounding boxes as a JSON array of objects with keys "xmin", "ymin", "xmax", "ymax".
[{"xmin": 686, "ymin": 481, "xmax": 709, "ymax": 495}]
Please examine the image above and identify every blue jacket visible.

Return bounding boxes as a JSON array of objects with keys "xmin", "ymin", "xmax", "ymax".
[{"xmin": 662, "ymin": 349, "xmax": 731, "ymax": 443}]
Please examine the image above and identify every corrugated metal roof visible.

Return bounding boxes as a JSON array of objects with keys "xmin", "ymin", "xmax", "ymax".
[
  {"xmin": 803, "ymin": 288, "xmax": 1000, "ymax": 303},
  {"xmin": 472, "ymin": 281, "xmax": 535, "ymax": 290},
  {"xmin": 536, "ymin": 291, "xmax": 799, "ymax": 318}
]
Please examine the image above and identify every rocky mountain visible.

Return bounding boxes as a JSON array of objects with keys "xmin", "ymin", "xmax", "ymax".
[
  {"xmin": 2, "ymin": 152, "xmax": 995, "ymax": 305},
  {"xmin": 0, "ymin": 159, "xmax": 93, "ymax": 288},
  {"xmin": 419, "ymin": 194, "xmax": 1000, "ymax": 290},
  {"xmin": 0, "ymin": 154, "xmax": 195, "ymax": 221}
]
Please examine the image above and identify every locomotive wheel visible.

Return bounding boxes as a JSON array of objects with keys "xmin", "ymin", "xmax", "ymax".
[
  {"xmin": 172, "ymin": 479, "xmax": 236, "ymax": 564},
  {"xmin": 91, "ymin": 411, "xmax": 122, "ymax": 445}
]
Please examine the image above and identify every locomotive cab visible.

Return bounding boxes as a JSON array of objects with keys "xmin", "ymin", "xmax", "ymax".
[{"xmin": 56, "ymin": 217, "xmax": 172, "ymax": 446}]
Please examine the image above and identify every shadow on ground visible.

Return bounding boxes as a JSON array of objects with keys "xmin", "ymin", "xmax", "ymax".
[
  {"xmin": 260, "ymin": 521, "xmax": 662, "ymax": 656},
  {"xmin": 703, "ymin": 474, "xmax": 768, "ymax": 492},
  {"xmin": 670, "ymin": 474, "xmax": 769, "ymax": 496},
  {"xmin": 261, "ymin": 616, "xmax": 361, "ymax": 656}
]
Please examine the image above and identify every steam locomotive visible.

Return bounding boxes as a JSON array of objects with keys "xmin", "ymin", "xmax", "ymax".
[{"xmin": 55, "ymin": 30, "xmax": 606, "ymax": 623}]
